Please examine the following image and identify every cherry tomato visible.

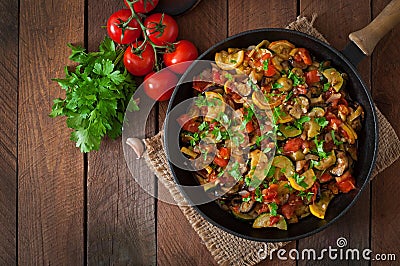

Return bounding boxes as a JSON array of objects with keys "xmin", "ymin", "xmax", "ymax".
[
  {"xmin": 319, "ymin": 172, "xmax": 334, "ymax": 183},
  {"xmin": 335, "ymin": 171, "xmax": 356, "ymax": 193},
  {"xmin": 144, "ymin": 13, "xmax": 178, "ymax": 46},
  {"xmin": 305, "ymin": 69, "xmax": 320, "ymax": 85},
  {"xmin": 281, "ymin": 204, "xmax": 295, "ymax": 219},
  {"xmin": 269, "ymin": 216, "xmax": 280, "ymax": 226},
  {"xmin": 213, "ymin": 157, "xmax": 228, "ymax": 167},
  {"xmin": 163, "ymin": 40, "xmax": 198, "ymax": 74},
  {"xmin": 283, "ymin": 138, "xmax": 303, "ymax": 153},
  {"xmin": 263, "ymin": 56, "xmax": 277, "ymax": 77},
  {"xmin": 124, "ymin": 0, "xmax": 159, "ymax": 13},
  {"xmin": 107, "ymin": 9, "xmax": 141, "ymax": 44},
  {"xmin": 296, "ymin": 48, "xmax": 312, "ymax": 65},
  {"xmin": 218, "ymin": 147, "xmax": 230, "ymax": 159},
  {"xmin": 245, "ymin": 121, "xmax": 254, "ymax": 133},
  {"xmin": 124, "ymin": 41, "xmax": 155, "ymax": 76},
  {"xmin": 143, "ymin": 69, "xmax": 178, "ymax": 101}
]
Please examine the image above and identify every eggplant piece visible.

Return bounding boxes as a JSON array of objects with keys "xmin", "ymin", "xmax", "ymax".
[{"xmin": 253, "ymin": 213, "xmax": 287, "ymax": 230}]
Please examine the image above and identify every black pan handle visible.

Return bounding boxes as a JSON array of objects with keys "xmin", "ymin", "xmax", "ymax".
[{"xmin": 345, "ymin": 0, "xmax": 400, "ymax": 65}]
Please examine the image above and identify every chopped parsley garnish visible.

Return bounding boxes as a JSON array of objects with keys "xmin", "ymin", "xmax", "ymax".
[
  {"xmin": 309, "ymin": 160, "xmax": 319, "ymax": 169},
  {"xmin": 331, "ymin": 130, "xmax": 343, "ymax": 145},
  {"xmin": 263, "ymin": 59, "xmax": 270, "ymax": 71},
  {"xmin": 255, "ymin": 187, "xmax": 263, "ymax": 202},
  {"xmin": 242, "ymin": 196, "xmax": 251, "ymax": 202},
  {"xmin": 245, "ymin": 176, "xmax": 251, "ymax": 186},
  {"xmin": 314, "ymin": 138, "xmax": 328, "ymax": 159},
  {"xmin": 272, "ymin": 107, "xmax": 285, "ymax": 123},
  {"xmin": 269, "ymin": 202, "xmax": 278, "ymax": 216},
  {"xmin": 230, "ymin": 59, "xmax": 237, "ymax": 64},
  {"xmin": 212, "ymin": 126, "xmax": 229, "ymax": 141},
  {"xmin": 315, "ymin": 117, "xmax": 329, "ymax": 128},
  {"xmin": 294, "ymin": 116, "xmax": 311, "ymax": 130},
  {"xmin": 323, "ymin": 82, "xmax": 330, "ymax": 92},
  {"xmin": 198, "ymin": 121, "xmax": 209, "ymax": 131},
  {"xmin": 240, "ymin": 107, "xmax": 254, "ymax": 130},
  {"xmin": 288, "ymin": 71, "xmax": 305, "ymax": 86},
  {"xmin": 284, "ymin": 183, "xmax": 294, "ymax": 192},
  {"xmin": 189, "ymin": 132, "xmax": 199, "ymax": 146},
  {"xmin": 263, "ymin": 147, "xmax": 272, "ymax": 153},
  {"xmin": 293, "ymin": 172, "xmax": 309, "ymax": 189},
  {"xmin": 217, "ymin": 170, "xmax": 225, "ymax": 177},
  {"xmin": 256, "ymin": 135, "xmax": 265, "ymax": 146},
  {"xmin": 272, "ymin": 82, "xmax": 283, "ymax": 89},
  {"xmin": 298, "ymin": 191, "xmax": 314, "ymax": 201},
  {"xmin": 228, "ymin": 162, "xmax": 242, "ymax": 181},
  {"xmin": 284, "ymin": 91, "xmax": 294, "ymax": 102},
  {"xmin": 246, "ymin": 79, "xmax": 259, "ymax": 91},
  {"xmin": 194, "ymin": 95, "xmax": 209, "ymax": 107},
  {"xmin": 225, "ymin": 73, "xmax": 233, "ymax": 81}
]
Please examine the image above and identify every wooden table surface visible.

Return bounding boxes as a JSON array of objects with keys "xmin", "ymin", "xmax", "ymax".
[{"xmin": 1, "ymin": 0, "xmax": 400, "ymax": 264}]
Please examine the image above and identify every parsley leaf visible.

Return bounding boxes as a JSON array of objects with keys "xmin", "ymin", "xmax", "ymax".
[
  {"xmin": 294, "ymin": 116, "xmax": 311, "ymax": 130},
  {"xmin": 288, "ymin": 71, "xmax": 305, "ymax": 86},
  {"xmin": 323, "ymin": 82, "xmax": 330, "ymax": 92},
  {"xmin": 50, "ymin": 37, "xmax": 136, "ymax": 153},
  {"xmin": 263, "ymin": 59, "xmax": 270, "ymax": 71},
  {"xmin": 293, "ymin": 173, "xmax": 308, "ymax": 189},
  {"xmin": 331, "ymin": 130, "xmax": 343, "ymax": 145},
  {"xmin": 255, "ymin": 187, "xmax": 263, "ymax": 202},
  {"xmin": 272, "ymin": 82, "xmax": 283, "ymax": 89},
  {"xmin": 314, "ymin": 138, "xmax": 328, "ymax": 159},
  {"xmin": 228, "ymin": 162, "xmax": 242, "ymax": 181},
  {"xmin": 269, "ymin": 202, "xmax": 278, "ymax": 216},
  {"xmin": 315, "ymin": 117, "xmax": 329, "ymax": 128}
]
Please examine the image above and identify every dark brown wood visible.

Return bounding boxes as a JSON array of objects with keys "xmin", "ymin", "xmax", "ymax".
[
  {"xmin": 0, "ymin": 0, "xmax": 17, "ymax": 264},
  {"xmin": 86, "ymin": 0, "xmax": 157, "ymax": 264},
  {"xmin": 371, "ymin": 0, "xmax": 400, "ymax": 263},
  {"xmin": 297, "ymin": 1, "xmax": 371, "ymax": 265},
  {"xmin": 228, "ymin": 0, "xmax": 297, "ymax": 35},
  {"xmin": 156, "ymin": 0, "xmax": 227, "ymax": 265},
  {"xmin": 18, "ymin": 0, "xmax": 85, "ymax": 264}
]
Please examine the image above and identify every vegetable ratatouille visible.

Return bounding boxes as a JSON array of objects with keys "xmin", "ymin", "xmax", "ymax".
[{"xmin": 177, "ymin": 39, "xmax": 364, "ymax": 230}]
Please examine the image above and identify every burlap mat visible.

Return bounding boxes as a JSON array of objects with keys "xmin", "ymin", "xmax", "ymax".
[{"xmin": 142, "ymin": 16, "xmax": 400, "ymax": 265}]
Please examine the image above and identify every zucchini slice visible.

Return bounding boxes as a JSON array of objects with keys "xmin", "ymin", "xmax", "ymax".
[{"xmin": 253, "ymin": 213, "xmax": 287, "ymax": 230}]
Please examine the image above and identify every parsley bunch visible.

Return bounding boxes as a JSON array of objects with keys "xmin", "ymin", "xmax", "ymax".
[{"xmin": 50, "ymin": 37, "xmax": 137, "ymax": 153}]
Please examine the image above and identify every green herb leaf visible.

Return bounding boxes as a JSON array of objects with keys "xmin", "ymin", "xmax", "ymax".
[
  {"xmin": 288, "ymin": 71, "xmax": 305, "ymax": 86},
  {"xmin": 331, "ymin": 130, "xmax": 343, "ymax": 145},
  {"xmin": 293, "ymin": 173, "xmax": 308, "ymax": 189},
  {"xmin": 315, "ymin": 117, "xmax": 329, "ymax": 128},
  {"xmin": 269, "ymin": 202, "xmax": 278, "ymax": 216},
  {"xmin": 263, "ymin": 59, "xmax": 270, "ymax": 71},
  {"xmin": 50, "ymin": 37, "xmax": 136, "ymax": 153},
  {"xmin": 294, "ymin": 116, "xmax": 311, "ymax": 130},
  {"xmin": 255, "ymin": 187, "xmax": 263, "ymax": 202},
  {"xmin": 272, "ymin": 82, "xmax": 283, "ymax": 89},
  {"xmin": 323, "ymin": 82, "xmax": 330, "ymax": 92}
]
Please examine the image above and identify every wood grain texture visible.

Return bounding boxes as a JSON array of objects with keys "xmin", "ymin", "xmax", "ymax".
[
  {"xmin": 0, "ymin": 0, "xmax": 17, "ymax": 263},
  {"xmin": 371, "ymin": 0, "xmax": 400, "ymax": 263},
  {"xmin": 156, "ymin": 0, "xmax": 227, "ymax": 265},
  {"xmin": 86, "ymin": 0, "xmax": 157, "ymax": 264},
  {"xmin": 228, "ymin": 0, "xmax": 297, "ymax": 35},
  {"xmin": 18, "ymin": 0, "xmax": 85, "ymax": 264},
  {"xmin": 298, "ymin": 1, "xmax": 372, "ymax": 265},
  {"xmin": 230, "ymin": 1, "xmax": 297, "ymax": 265}
]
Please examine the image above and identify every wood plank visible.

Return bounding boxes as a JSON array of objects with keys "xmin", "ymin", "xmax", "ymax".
[
  {"xmin": 371, "ymin": 0, "xmax": 400, "ymax": 263},
  {"xmin": 18, "ymin": 0, "xmax": 85, "ymax": 264},
  {"xmin": 156, "ymin": 0, "xmax": 227, "ymax": 265},
  {"xmin": 297, "ymin": 1, "xmax": 371, "ymax": 265},
  {"xmin": 86, "ymin": 1, "xmax": 157, "ymax": 264},
  {"xmin": 230, "ymin": 1, "xmax": 297, "ymax": 265},
  {"xmin": 0, "ymin": 0, "xmax": 17, "ymax": 263},
  {"xmin": 228, "ymin": 0, "xmax": 297, "ymax": 35}
]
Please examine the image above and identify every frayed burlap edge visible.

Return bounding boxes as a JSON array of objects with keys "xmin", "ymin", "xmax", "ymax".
[{"xmin": 141, "ymin": 15, "xmax": 400, "ymax": 265}]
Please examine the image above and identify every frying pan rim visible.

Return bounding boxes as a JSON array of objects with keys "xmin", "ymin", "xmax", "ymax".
[{"xmin": 164, "ymin": 28, "xmax": 379, "ymax": 242}]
